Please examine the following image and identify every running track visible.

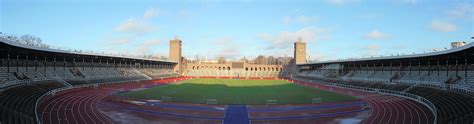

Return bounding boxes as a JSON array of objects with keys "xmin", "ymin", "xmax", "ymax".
[
  {"xmin": 291, "ymin": 79, "xmax": 434, "ymax": 124},
  {"xmin": 38, "ymin": 77, "xmax": 434, "ymax": 124}
]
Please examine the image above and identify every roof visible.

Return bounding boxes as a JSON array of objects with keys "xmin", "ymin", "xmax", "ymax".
[
  {"xmin": 299, "ymin": 42, "xmax": 474, "ymax": 65},
  {"xmin": 0, "ymin": 37, "xmax": 176, "ymax": 63}
]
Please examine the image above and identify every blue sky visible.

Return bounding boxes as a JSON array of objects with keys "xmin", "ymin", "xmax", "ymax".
[{"xmin": 1, "ymin": 0, "xmax": 473, "ymax": 61}]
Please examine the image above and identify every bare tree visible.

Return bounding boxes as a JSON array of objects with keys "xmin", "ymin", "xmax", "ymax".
[{"xmin": 3, "ymin": 34, "xmax": 50, "ymax": 48}]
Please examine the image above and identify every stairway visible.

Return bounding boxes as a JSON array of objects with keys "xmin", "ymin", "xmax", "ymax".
[
  {"xmin": 133, "ymin": 69, "xmax": 152, "ymax": 80},
  {"xmin": 466, "ymin": 71, "xmax": 474, "ymax": 84}
]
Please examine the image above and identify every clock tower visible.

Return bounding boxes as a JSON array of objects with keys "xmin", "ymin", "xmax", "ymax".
[
  {"xmin": 294, "ymin": 37, "xmax": 306, "ymax": 64},
  {"xmin": 169, "ymin": 37, "xmax": 183, "ymax": 74}
]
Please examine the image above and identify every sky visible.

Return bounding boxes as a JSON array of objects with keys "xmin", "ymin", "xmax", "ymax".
[{"xmin": 1, "ymin": 0, "xmax": 473, "ymax": 61}]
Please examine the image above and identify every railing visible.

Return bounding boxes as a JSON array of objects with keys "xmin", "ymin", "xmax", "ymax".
[
  {"xmin": 34, "ymin": 78, "xmax": 149, "ymax": 124},
  {"xmin": 394, "ymin": 79, "xmax": 474, "ymax": 96},
  {"xmin": 294, "ymin": 76, "xmax": 438, "ymax": 124},
  {"xmin": 0, "ymin": 77, "xmax": 60, "ymax": 90},
  {"xmin": 303, "ymin": 73, "xmax": 474, "ymax": 97}
]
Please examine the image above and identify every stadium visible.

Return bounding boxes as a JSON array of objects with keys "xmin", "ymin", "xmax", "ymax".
[{"xmin": 1, "ymin": 1, "xmax": 473, "ymax": 124}]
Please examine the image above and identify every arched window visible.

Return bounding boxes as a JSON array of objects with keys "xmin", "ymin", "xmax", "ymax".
[
  {"xmin": 228, "ymin": 67, "xmax": 231, "ymax": 70},
  {"xmin": 245, "ymin": 67, "xmax": 248, "ymax": 71}
]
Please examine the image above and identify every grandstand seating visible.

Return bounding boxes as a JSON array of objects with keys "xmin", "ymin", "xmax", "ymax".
[
  {"xmin": 0, "ymin": 67, "xmax": 17, "ymax": 83},
  {"xmin": 298, "ymin": 66, "xmax": 474, "ymax": 124},
  {"xmin": 467, "ymin": 71, "xmax": 474, "ymax": 85},
  {"xmin": 407, "ymin": 87, "xmax": 474, "ymax": 124},
  {"xmin": 0, "ymin": 66, "xmax": 176, "ymax": 123},
  {"xmin": 0, "ymin": 81, "xmax": 64, "ymax": 124},
  {"xmin": 0, "ymin": 65, "xmax": 176, "ymax": 88}
]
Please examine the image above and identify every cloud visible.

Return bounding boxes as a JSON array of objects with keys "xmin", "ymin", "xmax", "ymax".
[
  {"xmin": 258, "ymin": 27, "xmax": 331, "ymax": 50},
  {"xmin": 447, "ymin": 3, "xmax": 474, "ymax": 21},
  {"xmin": 211, "ymin": 37, "xmax": 241, "ymax": 59},
  {"xmin": 144, "ymin": 8, "xmax": 165, "ymax": 19},
  {"xmin": 133, "ymin": 39, "xmax": 162, "ymax": 55},
  {"xmin": 142, "ymin": 39, "xmax": 161, "ymax": 46},
  {"xmin": 144, "ymin": 8, "xmax": 158, "ymax": 19},
  {"xmin": 362, "ymin": 44, "xmax": 381, "ymax": 56},
  {"xmin": 325, "ymin": 0, "xmax": 358, "ymax": 5},
  {"xmin": 282, "ymin": 16, "xmax": 319, "ymax": 25},
  {"xmin": 363, "ymin": 29, "xmax": 391, "ymax": 40},
  {"xmin": 212, "ymin": 37, "xmax": 235, "ymax": 45},
  {"xmin": 429, "ymin": 20, "xmax": 457, "ymax": 32},
  {"xmin": 135, "ymin": 45, "xmax": 153, "ymax": 55},
  {"xmin": 216, "ymin": 47, "xmax": 241, "ymax": 59},
  {"xmin": 114, "ymin": 18, "xmax": 156, "ymax": 35}
]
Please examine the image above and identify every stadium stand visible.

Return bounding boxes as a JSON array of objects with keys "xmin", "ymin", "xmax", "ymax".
[
  {"xmin": 0, "ymin": 81, "xmax": 64, "ymax": 124},
  {"xmin": 0, "ymin": 37, "xmax": 178, "ymax": 123},
  {"xmin": 296, "ymin": 42, "xmax": 474, "ymax": 124}
]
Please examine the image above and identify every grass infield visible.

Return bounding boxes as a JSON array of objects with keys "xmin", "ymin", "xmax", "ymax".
[{"xmin": 119, "ymin": 78, "xmax": 356, "ymax": 105}]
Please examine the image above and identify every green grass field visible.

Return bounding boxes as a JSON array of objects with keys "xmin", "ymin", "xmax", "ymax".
[{"xmin": 119, "ymin": 78, "xmax": 356, "ymax": 105}]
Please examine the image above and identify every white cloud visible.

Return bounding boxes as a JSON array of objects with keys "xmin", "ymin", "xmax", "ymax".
[
  {"xmin": 135, "ymin": 45, "xmax": 152, "ymax": 55},
  {"xmin": 363, "ymin": 44, "xmax": 381, "ymax": 56},
  {"xmin": 105, "ymin": 38, "xmax": 162, "ymax": 56},
  {"xmin": 114, "ymin": 18, "xmax": 156, "ymax": 35},
  {"xmin": 363, "ymin": 29, "xmax": 391, "ymax": 40},
  {"xmin": 144, "ymin": 8, "xmax": 158, "ymax": 19},
  {"xmin": 142, "ymin": 39, "xmax": 161, "ymax": 46},
  {"xmin": 144, "ymin": 8, "xmax": 165, "ymax": 19},
  {"xmin": 258, "ymin": 27, "xmax": 331, "ymax": 50},
  {"xmin": 212, "ymin": 37, "xmax": 241, "ymax": 59},
  {"xmin": 216, "ymin": 47, "xmax": 241, "ymax": 59},
  {"xmin": 212, "ymin": 37, "xmax": 235, "ymax": 45},
  {"xmin": 282, "ymin": 16, "xmax": 319, "ymax": 25},
  {"xmin": 325, "ymin": 0, "xmax": 358, "ymax": 5},
  {"xmin": 447, "ymin": 3, "xmax": 474, "ymax": 21},
  {"xmin": 429, "ymin": 20, "xmax": 457, "ymax": 32},
  {"xmin": 134, "ymin": 39, "xmax": 162, "ymax": 55}
]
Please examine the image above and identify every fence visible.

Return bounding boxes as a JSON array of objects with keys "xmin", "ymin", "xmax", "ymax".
[{"xmin": 294, "ymin": 77, "xmax": 438, "ymax": 124}]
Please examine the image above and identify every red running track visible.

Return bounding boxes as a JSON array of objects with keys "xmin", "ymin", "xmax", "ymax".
[
  {"xmin": 38, "ymin": 77, "xmax": 188, "ymax": 124},
  {"xmin": 38, "ymin": 77, "xmax": 434, "ymax": 124},
  {"xmin": 290, "ymin": 80, "xmax": 435, "ymax": 124}
]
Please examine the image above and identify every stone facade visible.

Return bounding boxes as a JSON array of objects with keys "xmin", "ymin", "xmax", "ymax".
[
  {"xmin": 169, "ymin": 38, "xmax": 183, "ymax": 74},
  {"xmin": 294, "ymin": 38, "xmax": 306, "ymax": 64}
]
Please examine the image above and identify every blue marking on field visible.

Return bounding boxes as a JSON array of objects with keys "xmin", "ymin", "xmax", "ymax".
[
  {"xmin": 250, "ymin": 109, "xmax": 368, "ymax": 120},
  {"xmin": 146, "ymin": 102, "xmax": 226, "ymax": 111},
  {"xmin": 248, "ymin": 101, "xmax": 368, "ymax": 112},
  {"xmin": 100, "ymin": 103, "xmax": 224, "ymax": 120},
  {"xmin": 223, "ymin": 105, "xmax": 249, "ymax": 124}
]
